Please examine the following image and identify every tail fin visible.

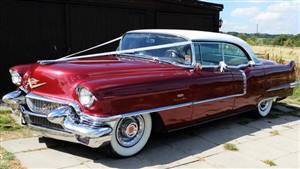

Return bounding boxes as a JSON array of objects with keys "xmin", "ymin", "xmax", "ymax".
[{"xmin": 288, "ymin": 60, "xmax": 296, "ymax": 71}]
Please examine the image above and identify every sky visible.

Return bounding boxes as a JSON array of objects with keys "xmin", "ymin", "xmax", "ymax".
[{"xmin": 202, "ymin": 0, "xmax": 300, "ymax": 34}]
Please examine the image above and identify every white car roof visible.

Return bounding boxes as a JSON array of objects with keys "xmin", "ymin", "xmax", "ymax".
[{"xmin": 128, "ymin": 29, "xmax": 257, "ymax": 61}]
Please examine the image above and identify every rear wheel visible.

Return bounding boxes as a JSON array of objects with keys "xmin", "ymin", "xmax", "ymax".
[
  {"xmin": 258, "ymin": 98, "xmax": 273, "ymax": 117},
  {"xmin": 110, "ymin": 114, "xmax": 152, "ymax": 157}
]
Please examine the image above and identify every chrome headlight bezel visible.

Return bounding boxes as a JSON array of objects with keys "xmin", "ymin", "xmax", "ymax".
[
  {"xmin": 76, "ymin": 87, "xmax": 96, "ymax": 108},
  {"xmin": 9, "ymin": 70, "xmax": 22, "ymax": 86}
]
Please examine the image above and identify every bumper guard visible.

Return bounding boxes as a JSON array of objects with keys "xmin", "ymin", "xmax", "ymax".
[{"xmin": 2, "ymin": 90, "xmax": 115, "ymax": 148}]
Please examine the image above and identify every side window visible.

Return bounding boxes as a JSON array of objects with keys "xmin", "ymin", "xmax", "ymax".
[
  {"xmin": 194, "ymin": 43, "xmax": 223, "ymax": 66},
  {"xmin": 223, "ymin": 43, "xmax": 249, "ymax": 66}
]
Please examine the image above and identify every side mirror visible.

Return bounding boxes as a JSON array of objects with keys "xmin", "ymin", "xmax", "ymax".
[
  {"xmin": 194, "ymin": 63, "xmax": 202, "ymax": 72},
  {"xmin": 248, "ymin": 60, "xmax": 255, "ymax": 67}
]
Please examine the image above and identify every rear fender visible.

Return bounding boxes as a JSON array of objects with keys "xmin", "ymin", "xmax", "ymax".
[{"xmin": 264, "ymin": 60, "xmax": 297, "ymax": 98}]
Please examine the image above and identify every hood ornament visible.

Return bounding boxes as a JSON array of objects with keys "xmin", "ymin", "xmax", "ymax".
[{"xmin": 28, "ymin": 78, "xmax": 46, "ymax": 89}]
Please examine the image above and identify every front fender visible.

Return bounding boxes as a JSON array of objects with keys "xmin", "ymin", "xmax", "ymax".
[{"xmin": 78, "ymin": 70, "xmax": 192, "ymax": 117}]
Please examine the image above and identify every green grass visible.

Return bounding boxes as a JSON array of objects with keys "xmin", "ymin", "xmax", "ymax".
[
  {"xmin": 293, "ymin": 85, "xmax": 300, "ymax": 98},
  {"xmin": 281, "ymin": 81, "xmax": 300, "ymax": 105},
  {"xmin": 0, "ymin": 164, "xmax": 10, "ymax": 169},
  {"xmin": 3, "ymin": 152, "xmax": 15, "ymax": 161},
  {"xmin": 0, "ymin": 106, "xmax": 32, "ymax": 141},
  {"xmin": 0, "ymin": 147, "xmax": 23, "ymax": 169},
  {"xmin": 270, "ymin": 130, "xmax": 279, "ymax": 136},
  {"xmin": 0, "ymin": 111, "xmax": 21, "ymax": 132},
  {"xmin": 262, "ymin": 160, "xmax": 276, "ymax": 166},
  {"xmin": 223, "ymin": 143, "xmax": 239, "ymax": 151}
]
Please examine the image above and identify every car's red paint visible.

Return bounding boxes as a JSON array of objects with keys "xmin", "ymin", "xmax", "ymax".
[{"xmin": 10, "ymin": 55, "xmax": 296, "ymax": 130}]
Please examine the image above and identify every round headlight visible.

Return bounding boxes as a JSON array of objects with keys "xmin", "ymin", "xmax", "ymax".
[
  {"xmin": 9, "ymin": 70, "xmax": 22, "ymax": 86},
  {"xmin": 77, "ymin": 87, "xmax": 96, "ymax": 108}
]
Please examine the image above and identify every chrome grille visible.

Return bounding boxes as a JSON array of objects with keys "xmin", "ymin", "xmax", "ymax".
[
  {"xmin": 29, "ymin": 115, "xmax": 64, "ymax": 130},
  {"xmin": 26, "ymin": 98, "xmax": 64, "ymax": 115}
]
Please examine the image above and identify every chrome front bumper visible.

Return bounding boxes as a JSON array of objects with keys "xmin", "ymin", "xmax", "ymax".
[{"xmin": 2, "ymin": 90, "xmax": 115, "ymax": 148}]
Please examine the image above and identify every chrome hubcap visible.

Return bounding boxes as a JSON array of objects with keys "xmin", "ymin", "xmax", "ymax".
[
  {"xmin": 259, "ymin": 100, "xmax": 270, "ymax": 111},
  {"xmin": 116, "ymin": 116, "xmax": 145, "ymax": 147},
  {"xmin": 125, "ymin": 123, "xmax": 138, "ymax": 138}
]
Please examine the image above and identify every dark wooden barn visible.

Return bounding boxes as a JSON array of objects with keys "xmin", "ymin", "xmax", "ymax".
[{"xmin": 0, "ymin": 0, "xmax": 223, "ymax": 95}]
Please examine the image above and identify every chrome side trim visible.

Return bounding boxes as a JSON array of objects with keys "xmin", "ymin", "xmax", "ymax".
[
  {"xmin": 23, "ymin": 70, "xmax": 248, "ymax": 123},
  {"xmin": 267, "ymin": 81, "xmax": 299, "ymax": 92},
  {"xmin": 290, "ymin": 81, "xmax": 299, "ymax": 88},
  {"xmin": 82, "ymin": 102, "xmax": 193, "ymax": 123},
  {"xmin": 122, "ymin": 102, "xmax": 193, "ymax": 118}
]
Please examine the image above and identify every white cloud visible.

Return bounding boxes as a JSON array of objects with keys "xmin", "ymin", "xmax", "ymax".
[
  {"xmin": 221, "ymin": 20, "xmax": 253, "ymax": 33},
  {"xmin": 222, "ymin": 1, "xmax": 300, "ymax": 34},
  {"xmin": 231, "ymin": 7, "xmax": 259, "ymax": 17},
  {"xmin": 253, "ymin": 1, "xmax": 300, "ymax": 34},
  {"xmin": 255, "ymin": 2, "xmax": 298, "ymax": 21}
]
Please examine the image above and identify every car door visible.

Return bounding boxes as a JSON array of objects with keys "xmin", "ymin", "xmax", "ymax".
[
  {"xmin": 191, "ymin": 42, "xmax": 243, "ymax": 120},
  {"xmin": 223, "ymin": 43, "xmax": 266, "ymax": 111}
]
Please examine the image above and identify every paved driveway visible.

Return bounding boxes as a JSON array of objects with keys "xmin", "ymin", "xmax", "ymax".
[{"xmin": 1, "ymin": 104, "xmax": 299, "ymax": 168}]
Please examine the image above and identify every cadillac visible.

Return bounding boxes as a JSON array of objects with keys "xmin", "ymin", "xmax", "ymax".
[{"xmin": 3, "ymin": 29, "xmax": 298, "ymax": 157}]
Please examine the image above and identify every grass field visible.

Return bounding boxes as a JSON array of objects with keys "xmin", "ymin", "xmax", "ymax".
[
  {"xmin": 252, "ymin": 46, "xmax": 300, "ymax": 105},
  {"xmin": 0, "ymin": 106, "xmax": 31, "ymax": 169},
  {"xmin": 252, "ymin": 46, "xmax": 300, "ymax": 64}
]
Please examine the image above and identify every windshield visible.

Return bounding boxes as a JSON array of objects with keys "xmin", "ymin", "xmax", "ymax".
[{"xmin": 119, "ymin": 33, "xmax": 192, "ymax": 65}]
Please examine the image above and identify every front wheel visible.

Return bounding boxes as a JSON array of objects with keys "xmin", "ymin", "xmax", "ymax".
[
  {"xmin": 258, "ymin": 98, "xmax": 273, "ymax": 117},
  {"xmin": 110, "ymin": 114, "xmax": 152, "ymax": 157}
]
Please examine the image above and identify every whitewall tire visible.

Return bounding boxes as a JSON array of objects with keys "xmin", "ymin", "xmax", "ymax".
[
  {"xmin": 258, "ymin": 98, "xmax": 273, "ymax": 117},
  {"xmin": 110, "ymin": 114, "xmax": 152, "ymax": 157}
]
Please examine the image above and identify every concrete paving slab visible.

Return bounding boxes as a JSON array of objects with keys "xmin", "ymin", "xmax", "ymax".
[
  {"xmin": 238, "ymin": 139, "xmax": 288, "ymax": 160},
  {"xmin": 82, "ymin": 161, "xmax": 112, "ymax": 169},
  {"xmin": 91, "ymin": 156, "xmax": 149, "ymax": 169},
  {"xmin": 255, "ymin": 134, "xmax": 300, "ymax": 153},
  {"xmin": 195, "ymin": 123, "xmax": 258, "ymax": 145},
  {"xmin": 0, "ymin": 137, "xmax": 59, "ymax": 153},
  {"xmin": 164, "ymin": 133, "xmax": 218, "ymax": 157},
  {"xmin": 1, "ymin": 105, "xmax": 299, "ymax": 169},
  {"xmin": 280, "ymin": 128, "xmax": 300, "ymax": 141},
  {"xmin": 274, "ymin": 152, "xmax": 300, "ymax": 168},
  {"xmin": 273, "ymin": 105, "xmax": 295, "ymax": 113},
  {"xmin": 15, "ymin": 149, "xmax": 89, "ymax": 169},
  {"xmin": 62, "ymin": 164, "xmax": 90, "ymax": 169},
  {"xmin": 247, "ymin": 128, "xmax": 275, "ymax": 139},
  {"xmin": 172, "ymin": 160, "xmax": 216, "ymax": 168},
  {"xmin": 245, "ymin": 118, "xmax": 280, "ymax": 130},
  {"xmin": 162, "ymin": 156, "xmax": 201, "ymax": 168},
  {"xmin": 192, "ymin": 144, "xmax": 225, "ymax": 159},
  {"xmin": 283, "ymin": 120, "xmax": 300, "ymax": 127},
  {"xmin": 280, "ymin": 114, "xmax": 300, "ymax": 122},
  {"xmin": 204, "ymin": 151, "xmax": 266, "ymax": 168},
  {"xmin": 136, "ymin": 143, "xmax": 198, "ymax": 168}
]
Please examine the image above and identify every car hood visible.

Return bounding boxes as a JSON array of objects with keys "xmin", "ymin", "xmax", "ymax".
[{"xmin": 21, "ymin": 56, "xmax": 184, "ymax": 99}]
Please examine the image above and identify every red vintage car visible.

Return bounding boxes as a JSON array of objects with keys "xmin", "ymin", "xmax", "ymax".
[{"xmin": 3, "ymin": 29, "xmax": 298, "ymax": 157}]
